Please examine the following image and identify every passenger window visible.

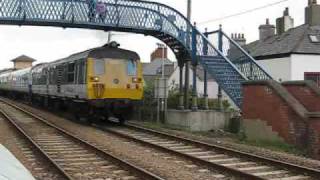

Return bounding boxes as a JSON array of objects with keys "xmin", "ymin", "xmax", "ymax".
[
  {"xmin": 94, "ymin": 59, "xmax": 105, "ymax": 75},
  {"xmin": 67, "ymin": 63, "xmax": 75, "ymax": 83},
  {"xmin": 77, "ymin": 60, "xmax": 86, "ymax": 84},
  {"xmin": 127, "ymin": 59, "xmax": 137, "ymax": 76}
]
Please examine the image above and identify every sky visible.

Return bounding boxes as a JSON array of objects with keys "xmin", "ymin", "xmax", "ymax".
[{"xmin": 0, "ymin": 0, "xmax": 308, "ymax": 69}]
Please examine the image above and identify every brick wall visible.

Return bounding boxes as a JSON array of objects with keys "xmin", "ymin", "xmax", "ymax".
[
  {"xmin": 308, "ymin": 116, "xmax": 320, "ymax": 159},
  {"xmin": 150, "ymin": 47, "xmax": 168, "ymax": 61},
  {"xmin": 242, "ymin": 81, "xmax": 308, "ymax": 147},
  {"xmin": 242, "ymin": 80, "xmax": 320, "ymax": 159},
  {"xmin": 283, "ymin": 82, "xmax": 320, "ymax": 112}
]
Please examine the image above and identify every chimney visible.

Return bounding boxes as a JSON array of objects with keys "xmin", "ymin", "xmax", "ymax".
[
  {"xmin": 259, "ymin": 19, "xmax": 275, "ymax": 41},
  {"xmin": 150, "ymin": 47, "xmax": 168, "ymax": 62},
  {"xmin": 276, "ymin": 7, "xmax": 294, "ymax": 35},
  {"xmin": 231, "ymin": 33, "xmax": 246, "ymax": 46},
  {"xmin": 305, "ymin": 0, "xmax": 320, "ymax": 26}
]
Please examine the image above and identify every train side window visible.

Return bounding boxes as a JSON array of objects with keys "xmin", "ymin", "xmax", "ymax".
[
  {"xmin": 94, "ymin": 59, "xmax": 105, "ymax": 75},
  {"xmin": 67, "ymin": 63, "xmax": 75, "ymax": 83},
  {"xmin": 77, "ymin": 60, "xmax": 86, "ymax": 84},
  {"xmin": 127, "ymin": 59, "xmax": 137, "ymax": 76}
]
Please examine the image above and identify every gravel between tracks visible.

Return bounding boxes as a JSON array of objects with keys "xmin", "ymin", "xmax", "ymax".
[
  {"xmin": 130, "ymin": 121, "xmax": 320, "ymax": 171},
  {"xmin": 0, "ymin": 115, "xmax": 63, "ymax": 180},
  {"xmin": 7, "ymin": 100, "xmax": 233, "ymax": 180}
]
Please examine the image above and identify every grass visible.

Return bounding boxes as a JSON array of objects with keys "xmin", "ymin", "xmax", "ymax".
[{"xmin": 236, "ymin": 138, "xmax": 308, "ymax": 156}]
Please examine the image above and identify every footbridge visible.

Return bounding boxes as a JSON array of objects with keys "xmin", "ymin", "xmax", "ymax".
[{"xmin": 0, "ymin": 0, "xmax": 272, "ymax": 107}]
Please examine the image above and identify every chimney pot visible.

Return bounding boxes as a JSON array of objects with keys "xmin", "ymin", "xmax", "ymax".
[
  {"xmin": 276, "ymin": 7, "xmax": 294, "ymax": 35},
  {"xmin": 232, "ymin": 32, "xmax": 246, "ymax": 46},
  {"xmin": 305, "ymin": 0, "xmax": 320, "ymax": 26},
  {"xmin": 259, "ymin": 18, "xmax": 275, "ymax": 40},
  {"xmin": 284, "ymin": 7, "xmax": 289, "ymax": 16}
]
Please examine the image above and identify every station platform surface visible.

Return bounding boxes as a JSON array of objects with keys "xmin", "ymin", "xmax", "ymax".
[{"xmin": 0, "ymin": 144, "xmax": 35, "ymax": 180}]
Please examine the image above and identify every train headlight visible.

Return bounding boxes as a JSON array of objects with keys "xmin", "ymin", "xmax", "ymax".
[
  {"xmin": 132, "ymin": 77, "xmax": 142, "ymax": 83},
  {"xmin": 91, "ymin": 76, "xmax": 100, "ymax": 82}
]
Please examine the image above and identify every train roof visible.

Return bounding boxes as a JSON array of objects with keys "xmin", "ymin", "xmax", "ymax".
[{"xmin": 49, "ymin": 42, "xmax": 140, "ymax": 66}]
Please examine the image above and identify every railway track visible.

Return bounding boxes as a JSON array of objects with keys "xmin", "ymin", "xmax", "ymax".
[
  {"xmin": 98, "ymin": 123, "xmax": 320, "ymax": 180},
  {"xmin": 1, "ymin": 97, "xmax": 320, "ymax": 179},
  {"xmin": 0, "ymin": 99, "xmax": 163, "ymax": 180}
]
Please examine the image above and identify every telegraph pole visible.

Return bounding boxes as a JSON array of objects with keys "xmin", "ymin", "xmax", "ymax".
[
  {"xmin": 184, "ymin": 0, "xmax": 192, "ymax": 109},
  {"xmin": 108, "ymin": 32, "xmax": 112, "ymax": 43}
]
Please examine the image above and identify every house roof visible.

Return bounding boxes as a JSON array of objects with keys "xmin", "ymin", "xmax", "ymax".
[
  {"xmin": 11, "ymin": 55, "xmax": 36, "ymax": 62},
  {"xmin": 143, "ymin": 58, "xmax": 173, "ymax": 76},
  {"xmin": 244, "ymin": 24, "xmax": 320, "ymax": 59}
]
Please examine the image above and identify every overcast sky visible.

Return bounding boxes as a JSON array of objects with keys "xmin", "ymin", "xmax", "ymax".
[{"xmin": 0, "ymin": 0, "xmax": 308, "ymax": 69}]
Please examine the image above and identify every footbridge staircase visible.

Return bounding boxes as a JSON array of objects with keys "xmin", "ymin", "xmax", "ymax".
[{"xmin": 0, "ymin": 0, "xmax": 272, "ymax": 107}]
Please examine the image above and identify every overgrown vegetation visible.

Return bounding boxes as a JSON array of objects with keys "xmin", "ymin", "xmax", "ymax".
[
  {"xmin": 167, "ymin": 86, "xmax": 231, "ymax": 110},
  {"xmin": 237, "ymin": 139, "xmax": 308, "ymax": 156}
]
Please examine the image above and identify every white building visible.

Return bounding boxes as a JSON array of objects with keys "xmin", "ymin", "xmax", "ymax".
[
  {"xmin": 167, "ymin": 63, "xmax": 229, "ymax": 99},
  {"xmin": 144, "ymin": 46, "xmax": 230, "ymax": 100},
  {"xmin": 242, "ymin": 1, "xmax": 320, "ymax": 85}
]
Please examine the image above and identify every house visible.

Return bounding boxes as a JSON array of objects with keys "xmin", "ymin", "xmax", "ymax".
[
  {"xmin": 144, "ymin": 46, "xmax": 230, "ymax": 100},
  {"xmin": 11, "ymin": 55, "xmax": 36, "ymax": 70},
  {"xmin": 167, "ymin": 64, "xmax": 226, "ymax": 99},
  {"xmin": 143, "ymin": 47, "xmax": 175, "ymax": 83},
  {"xmin": 238, "ymin": 1, "xmax": 320, "ymax": 85}
]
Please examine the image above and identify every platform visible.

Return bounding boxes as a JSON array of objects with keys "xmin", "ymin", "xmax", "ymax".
[{"xmin": 0, "ymin": 144, "xmax": 35, "ymax": 180}]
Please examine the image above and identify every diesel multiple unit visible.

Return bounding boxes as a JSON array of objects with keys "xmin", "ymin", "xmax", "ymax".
[{"xmin": 0, "ymin": 42, "xmax": 143, "ymax": 123}]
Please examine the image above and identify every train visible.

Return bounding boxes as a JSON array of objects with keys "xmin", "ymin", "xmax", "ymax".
[{"xmin": 0, "ymin": 42, "xmax": 144, "ymax": 124}]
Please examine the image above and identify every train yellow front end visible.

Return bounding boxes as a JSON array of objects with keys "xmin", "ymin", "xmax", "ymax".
[
  {"xmin": 84, "ymin": 42, "xmax": 144, "ymax": 123},
  {"xmin": 87, "ymin": 58, "xmax": 143, "ymax": 101}
]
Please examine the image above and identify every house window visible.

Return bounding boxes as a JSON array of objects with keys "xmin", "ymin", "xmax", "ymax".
[
  {"xmin": 309, "ymin": 35, "xmax": 320, "ymax": 43},
  {"xmin": 305, "ymin": 72, "xmax": 320, "ymax": 86}
]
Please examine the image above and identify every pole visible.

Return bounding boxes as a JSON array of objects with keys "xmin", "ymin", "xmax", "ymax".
[
  {"xmin": 203, "ymin": 28, "xmax": 209, "ymax": 110},
  {"xmin": 108, "ymin": 32, "xmax": 112, "ymax": 43},
  {"xmin": 218, "ymin": 25, "xmax": 223, "ymax": 111},
  {"xmin": 161, "ymin": 44, "xmax": 165, "ymax": 122},
  {"xmin": 184, "ymin": 0, "xmax": 192, "ymax": 109},
  {"xmin": 156, "ymin": 43, "xmax": 166, "ymax": 123},
  {"xmin": 162, "ymin": 45, "xmax": 165, "ymax": 78},
  {"xmin": 191, "ymin": 22, "xmax": 198, "ymax": 111}
]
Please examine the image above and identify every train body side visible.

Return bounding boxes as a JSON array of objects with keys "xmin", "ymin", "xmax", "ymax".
[{"xmin": 0, "ymin": 44, "xmax": 143, "ymax": 121}]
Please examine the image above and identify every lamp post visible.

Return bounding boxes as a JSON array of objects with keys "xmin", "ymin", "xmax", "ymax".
[
  {"xmin": 156, "ymin": 43, "xmax": 166, "ymax": 78},
  {"xmin": 184, "ymin": 0, "xmax": 192, "ymax": 109},
  {"xmin": 156, "ymin": 43, "xmax": 167, "ymax": 123}
]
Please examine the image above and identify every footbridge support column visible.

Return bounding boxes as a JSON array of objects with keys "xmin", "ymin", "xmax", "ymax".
[
  {"xmin": 178, "ymin": 61, "xmax": 185, "ymax": 110},
  {"xmin": 203, "ymin": 28, "xmax": 209, "ymax": 110},
  {"xmin": 191, "ymin": 23, "xmax": 198, "ymax": 111},
  {"xmin": 217, "ymin": 25, "xmax": 224, "ymax": 111}
]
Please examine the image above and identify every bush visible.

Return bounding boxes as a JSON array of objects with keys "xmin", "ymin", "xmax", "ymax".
[{"xmin": 167, "ymin": 87, "xmax": 231, "ymax": 110}]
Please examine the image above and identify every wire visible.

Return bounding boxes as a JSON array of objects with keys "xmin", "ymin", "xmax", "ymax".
[{"xmin": 198, "ymin": 0, "xmax": 290, "ymax": 25}]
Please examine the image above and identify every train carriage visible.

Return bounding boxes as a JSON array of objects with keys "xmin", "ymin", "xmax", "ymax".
[{"xmin": 0, "ymin": 42, "xmax": 144, "ymax": 123}]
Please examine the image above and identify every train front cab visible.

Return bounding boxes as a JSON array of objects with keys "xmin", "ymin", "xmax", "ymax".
[{"xmin": 86, "ymin": 55, "xmax": 143, "ymax": 123}]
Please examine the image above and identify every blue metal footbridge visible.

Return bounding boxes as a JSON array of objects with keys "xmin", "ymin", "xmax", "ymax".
[{"xmin": 0, "ymin": 0, "xmax": 272, "ymax": 107}]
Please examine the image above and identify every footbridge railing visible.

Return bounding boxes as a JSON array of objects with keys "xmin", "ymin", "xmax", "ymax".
[{"xmin": 0, "ymin": 0, "xmax": 272, "ymax": 107}]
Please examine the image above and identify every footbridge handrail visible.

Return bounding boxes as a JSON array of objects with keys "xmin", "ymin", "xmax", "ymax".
[{"xmin": 0, "ymin": 0, "xmax": 273, "ymax": 107}]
